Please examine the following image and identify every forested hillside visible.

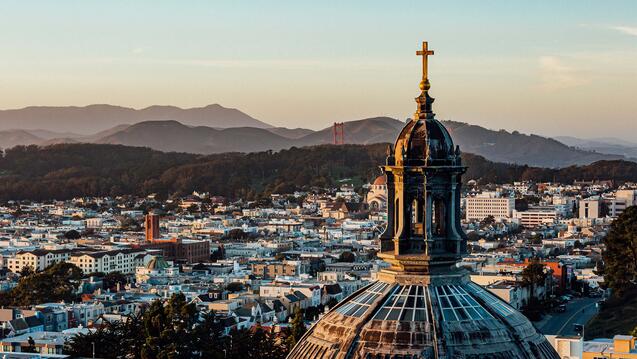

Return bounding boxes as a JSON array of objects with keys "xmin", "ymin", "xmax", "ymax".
[{"xmin": 0, "ymin": 143, "xmax": 635, "ymax": 201}]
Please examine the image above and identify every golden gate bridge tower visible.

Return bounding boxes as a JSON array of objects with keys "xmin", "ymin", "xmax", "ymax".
[{"xmin": 332, "ymin": 122, "xmax": 345, "ymax": 145}]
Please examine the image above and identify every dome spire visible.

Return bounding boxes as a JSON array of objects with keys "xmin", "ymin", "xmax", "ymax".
[{"xmin": 415, "ymin": 41, "xmax": 435, "ymax": 120}]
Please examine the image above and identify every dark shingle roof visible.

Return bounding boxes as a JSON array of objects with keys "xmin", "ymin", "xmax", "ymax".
[{"xmin": 324, "ymin": 284, "xmax": 342, "ymax": 295}]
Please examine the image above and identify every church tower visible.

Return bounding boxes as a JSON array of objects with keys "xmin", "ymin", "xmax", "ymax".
[
  {"xmin": 287, "ymin": 42, "xmax": 560, "ymax": 359},
  {"xmin": 379, "ymin": 41, "xmax": 467, "ymax": 276}
]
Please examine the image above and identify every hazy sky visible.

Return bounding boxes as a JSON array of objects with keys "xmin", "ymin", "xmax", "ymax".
[{"xmin": 0, "ymin": 1, "xmax": 636, "ymax": 140}]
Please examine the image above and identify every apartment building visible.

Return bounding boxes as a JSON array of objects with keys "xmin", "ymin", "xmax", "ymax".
[
  {"xmin": 616, "ymin": 189, "xmax": 637, "ymax": 207},
  {"xmin": 7, "ymin": 249, "xmax": 71, "ymax": 273},
  {"xmin": 579, "ymin": 198, "xmax": 601, "ymax": 219},
  {"xmin": 250, "ymin": 260, "xmax": 309, "ymax": 279},
  {"xmin": 69, "ymin": 249, "xmax": 147, "ymax": 274},
  {"xmin": 512, "ymin": 206, "xmax": 558, "ymax": 227},
  {"xmin": 465, "ymin": 192, "xmax": 515, "ymax": 220}
]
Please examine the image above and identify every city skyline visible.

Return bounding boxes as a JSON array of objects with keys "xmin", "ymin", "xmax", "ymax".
[
  {"xmin": 0, "ymin": 1, "xmax": 636, "ymax": 140},
  {"xmin": 0, "ymin": 3, "xmax": 636, "ymax": 359}
]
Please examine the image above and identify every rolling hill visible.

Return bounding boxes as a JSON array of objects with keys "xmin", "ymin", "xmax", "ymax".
[
  {"xmin": 96, "ymin": 120, "xmax": 291, "ymax": 154},
  {"xmin": 1, "ymin": 142, "xmax": 636, "ymax": 201},
  {"xmin": 440, "ymin": 121, "xmax": 623, "ymax": 167},
  {"xmin": 0, "ymin": 103, "xmax": 628, "ymax": 168},
  {"xmin": 87, "ymin": 117, "xmax": 627, "ymax": 167},
  {"xmin": 555, "ymin": 136, "xmax": 637, "ymax": 160},
  {"xmin": 295, "ymin": 117, "xmax": 405, "ymax": 146},
  {"xmin": 0, "ymin": 130, "xmax": 45, "ymax": 149}
]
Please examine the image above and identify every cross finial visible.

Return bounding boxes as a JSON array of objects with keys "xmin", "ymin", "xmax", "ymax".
[
  {"xmin": 414, "ymin": 41, "xmax": 435, "ymax": 120},
  {"xmin": 416, "ymin": 41, "xmax": 434, "ymax": 91}
]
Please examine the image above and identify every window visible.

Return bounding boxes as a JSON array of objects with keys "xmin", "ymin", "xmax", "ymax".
[
  {"xmin": 335, "ymin": 282, "xmax": 390, "ymax": 318},
  {"xmin": 373, "ymin": 284, "xmax": 429, "ymax": 322},
  {"xmin": 432, "ymin": 197, "xmax": 446, "ymax": 236},
  {"xmin": 436, "ymin": 285, "xmax": 492, "ymax": 322}
]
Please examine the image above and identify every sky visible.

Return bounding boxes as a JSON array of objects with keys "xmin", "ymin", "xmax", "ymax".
[{"xmin": 0, "ymin": 1, "xmax": 636, "ymax": 140}]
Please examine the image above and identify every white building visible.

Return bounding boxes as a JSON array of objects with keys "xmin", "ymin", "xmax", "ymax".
[
  {"xmin": 485, "ymin": 280, "xmax": 531, "ymax": 310},
  {"xmin": 513, "ymin": 182, "xmax": 531, "ymax": 194},
  {"xmin": 366, "ymin": 176, "xmax": 387, "ymax": 211},
  {"xmin": 605, "ymin": 197, "xmax": 628, "ymax": 218},
  {"xmin": 259, "ymin": 283, "xmax": 322, "ymax": 307},
  {"xmin": 69, "ymin": 249, "xmax": 147, "ymax": 274},
  {"xmin": 465, "ymin": 192, "xmax": 515, "ymax": 220},
  {"xmin": 513, "ymin": 206, "xmax": 558, "ymax": 227},
  {"xmin": 579, "ymin": 197, "xmax": 601, "ymax": 219},
  {"xmin": 616, "ymin": 189, "xmax": 637, "ymax": 207},
  {"xmin": 7, "ymin": 249, "xmax": 71, "ymax": 273},
  {"xmin": 85, "ymin": 217, "xmax": 104, "ymax": 228}
]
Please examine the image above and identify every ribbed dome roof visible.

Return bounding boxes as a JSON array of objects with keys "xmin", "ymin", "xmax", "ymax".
[
  {"xmin": 288, "ymin": 278, "xmax": 559, "ymax": 359},
  {"xmin": 146, "ymin": 256, "xmax": 169, "ymax": 270},
  {"xmin": 393, "ymin": 118, "xmax": 458, "ymax": 167}
]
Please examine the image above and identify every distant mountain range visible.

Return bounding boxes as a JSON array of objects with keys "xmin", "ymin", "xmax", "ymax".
[
  {"xmin": 554, "ymin": 136, "xmax": 637, "ymax": 160},
  {"xmin": 0, "ymin": 104, "xmax": 630, "ymax": 168},
  {"xmin": 0, "ymin": 104, "xmax": 270, "ymax": 134}
]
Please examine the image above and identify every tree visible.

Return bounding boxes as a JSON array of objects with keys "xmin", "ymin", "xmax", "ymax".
[
  {"xmin": 65, "ymin": 315, "xmax": 144, "ymax": 359},
  {"xmin": 18, "ymin": 265, "xmax": 34, "ymax": 277},
  {"xmin": 286, "ymin": 307, "xmax": 307, "ymax": 349},
  {"xmin": 603, "ymin": 206, "xmax": 637, "ymax": 296},
  {"xmin": 325, "ymin": 297, "xmax": 339, "ymax": 310},
  {"xmin": 64, "ymin": 229, "xmax": 81, "ymax": 240},
  {"xmin": 63, "ymin": 294, "xmax": 294, "ymax": 359},
  {"xmin": 338, "ymin": 251, "xmax": 356, "ymax": 263},
  {"xmin": 210, "ymin": 247, "xmax": 224, "ymax": 261},
  {"xmin": 480, "ymin": 215, "xmax": 496, "ymax": 228},
  {"xmin": 1, "ymin": 262, "xmax": 83, "ymax": 306},
  {"xmin": 515, "ymin": 198, "xmax": 529, "ymax": 211},
  {"xmin": 304, "ymin": 306, "xmax": 320, "ymax": 321},
  {"xmin": 226, "ymin": 228, "xmax": 247, "ymax": 240},
  {"xmin": 466, "ymin": 231, "xmax": 480, "ymax": 242},
  {"xmin": 193, "ymin": 311, "xmax": 225, "ymax": 359},
  {"xmin": 365, "ymin": 249, "xmax": 378, "ymax": 261},
  {"xmin": 521, "ymin": 259, "xmax": 547, "ymax": 305},
  {"xmin": 151, "ymin": 300, "xmax": 177, "ymax": 357},
  {"xmin": 4, "ymin": 142, "xmax": 637, "ymax": 201},
  {"xmin": 225, "ymin": 282, "xmax": 244, "ymax": 293},
  {"xmin": 22, "ymin": 337, "xmax": 36, "ymax": 353},
  {"xmin": 102, "ymin": 271, "xmax": 127, "ymax": 291},
  {"xmin": 247, "ymin": 323, "xmax": 281, "ymax": 359},
  {"xmin": 81, "ymin": 228, "xmax": 95, "ymax": 237},
  {"xmin": 120, "ymin": 217, "xmax": 141, "ymax": 231}
]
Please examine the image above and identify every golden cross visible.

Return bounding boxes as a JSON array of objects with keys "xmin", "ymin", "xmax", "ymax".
[{"xmin": 416, "ymin": 41, "xmax": 434, "ymax": 82}]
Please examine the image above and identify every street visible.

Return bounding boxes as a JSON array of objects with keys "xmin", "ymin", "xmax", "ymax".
[{"xmin": 536, "ymin": 297, "xmax": 601, "ymax": 336}]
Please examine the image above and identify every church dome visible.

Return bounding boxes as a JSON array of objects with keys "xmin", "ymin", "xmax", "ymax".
[
  {"xmin": 288, "ymin": 41, "xmax": 559, "ymax": 359},
  {"xmin": 146, "ymin": 255, "xmax": 169, "ymax": 270},
  {"xmin": 287, "ymin": 278, "xmax": 559, "ymax": 359},
  {"xmin": 393, "ymin": 118, "xmax": 458, "ymax": 166}
]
